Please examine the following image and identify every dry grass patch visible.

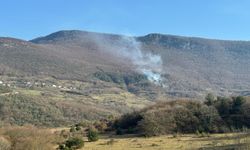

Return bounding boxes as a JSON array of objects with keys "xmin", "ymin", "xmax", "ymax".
[
  {"xmin": 83, "ymin": 133, "xmax": 250, "ymax": 150},
  {"xmin": 0, "ymin": 126, "xmax": 63, "ymax": 150}
]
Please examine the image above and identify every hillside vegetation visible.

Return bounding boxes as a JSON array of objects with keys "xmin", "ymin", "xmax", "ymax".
[
  {"xmin": 1, "ymin": 30, "xmax": 250, "ymax": 150},
  {"xmin": 1, "ymin": 30, "xmax": 250, "ymax": 98},
  {"xmin": 0, "ymin": 96, "xmax": 249, "ymax": 150},
  {"xmin": 113, "ymin": 95, "xmax": 250, "ymax": 136},
  {"xmin": 0, "ymin": 77, "xmax": 151, "ymax": 126}
]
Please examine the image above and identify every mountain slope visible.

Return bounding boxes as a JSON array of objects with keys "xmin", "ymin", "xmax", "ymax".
[
  {"xmin": 1, "ymin": 30, "xmax": 250, "ymax": 98},
  {"xmin": 138, "ymin": 34, "xmax": 250, "ymax": 96},
  {"xmin": 30, "ymin": 30, "xmax": 250, "ymax": 97},
  {"xmin": 1, "ymin": 30, "xmax": 250, "ymax": 126}
]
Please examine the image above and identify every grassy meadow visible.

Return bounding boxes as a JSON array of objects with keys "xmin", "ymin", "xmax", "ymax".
[
  {"xmin": 0, "ymin": 126, "xmax": 249, "ymax": 150},
  {"xmin": 83, "ymin": 133, "xmax": 250, "ymax": 150}
]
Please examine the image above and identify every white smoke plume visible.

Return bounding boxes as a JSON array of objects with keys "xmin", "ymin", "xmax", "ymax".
[
  {"xmin": 93, "ymin": 34, "xmax": 163, "ymax": 85},
  {"xmin": 113, "ymin": 36, "xmax": 163, "ymax": 84}
]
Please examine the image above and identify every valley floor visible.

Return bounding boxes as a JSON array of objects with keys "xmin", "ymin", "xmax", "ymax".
[
  {"xmin": 83, "ymin": 133, "xmax": 250, "ymax": 150},
  {"xmin": 1, "ymin": 126, "xmax": 250, "ymax": 150}
]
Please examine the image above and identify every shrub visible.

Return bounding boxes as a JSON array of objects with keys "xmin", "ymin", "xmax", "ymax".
[
  {"xmin": 151, "ymin": 143, "xmax": 159, "ymax": 147},
  {"xmin": 87, "ymin": 128, "xmax": 99, "ymax": 142},
  {"xmin": 70, "ymin": 126, "xmax": 76, "ymax": 132},
  {"xmin": 127, "ymin": 127, "xmax": 135, "ymax": 134},
  {"xmin": 114, "ymin": 112, "xmax": 143, "ymax": 130},
  {"xmin": 195, "ymin": 130, "xmax": 201, "ymax": 136},
  {"xmin": 231, "ymin": 96, "xmax": 246, "ymax": 114},
  {"xmin": 116, "ymin": 128, "xmax": 123, "ymax": 135},
  {"xmin": 173, "ymin": 107, "xmax": 199, "ymax": 133},
  {"xmin": 75, "ymin": 126, "xmax": 81, "ymax": 131},
  {"xmin": 94, "ymin": 120, "xmax": 108, "ymax": 133},
  {"xmin": 63, "ymin": 137, "xmax": 84, "ymax": 150},
  {"xmin": 93, "ymin": 72, "xmax": 112, "ymax": 82},
  {"xmin": 139, "ymin": 110, "xmax": 176, "ymax": 136},
  {"xmin": 205, "ymin": 93, "xmax": 216, "ymax": 106},
  {"xmin": 196, "ymin": 105, "xmax": 222, "ymax": 133}
]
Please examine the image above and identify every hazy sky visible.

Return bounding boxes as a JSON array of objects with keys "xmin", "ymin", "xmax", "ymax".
[{"xmin": 1, "ymin": 0, "xmax": 250, "ymax": 40}]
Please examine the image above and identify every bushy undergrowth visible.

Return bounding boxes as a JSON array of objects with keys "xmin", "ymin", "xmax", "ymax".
[
  {"xmin": 0, "ymin": 93, "xmax": 119, "ymax": 127},
  {"xmin": 113, "ymin": 96, "xmax": 250, "ymax": 136},
  {"xmin": 0, "ymin": 86, "xmax": 11, "ymax": 94},
  {"xmin": 0, "ymin": 94, "xmax": 66, "ymax": 126},
  {"xmin": 87, "ymin": 128, "xmax": 99, "ymax": 142},
  {"xmin": 58, "ymin": 137, "xmax": 84, "ymax": 150},
  {"xmin": 94, "ymin": 71, "xmax": 148, "ymax": 85},
  {"xmin": 93, "ymin": 71, "xmax": 157, "ymax": 98}
]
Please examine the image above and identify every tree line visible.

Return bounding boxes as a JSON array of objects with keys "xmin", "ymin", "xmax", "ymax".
[{"xmin": 113, "ymin": 95, "xmax": 250, "ymax": 136}]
